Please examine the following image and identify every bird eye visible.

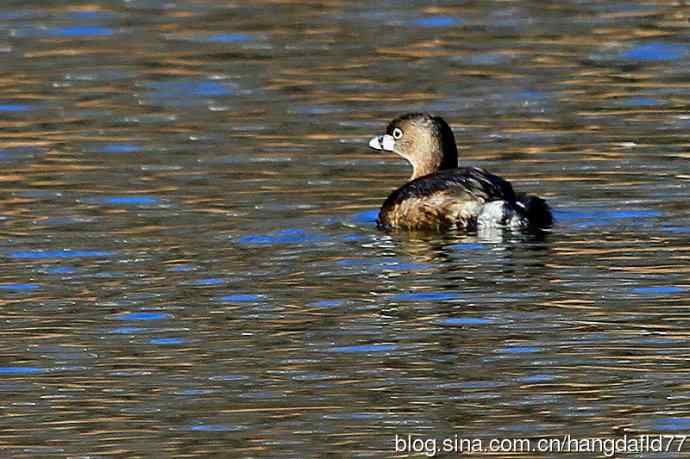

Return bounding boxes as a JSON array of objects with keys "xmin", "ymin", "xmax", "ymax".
[{"xmin": 392, "ymin": 128, "xmax": 403, "ymax": 139}]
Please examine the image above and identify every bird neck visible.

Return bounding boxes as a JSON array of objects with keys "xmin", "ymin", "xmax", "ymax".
[{"xmin": 410, "ymin": 149, "xmax": 457, "ymax": 180}]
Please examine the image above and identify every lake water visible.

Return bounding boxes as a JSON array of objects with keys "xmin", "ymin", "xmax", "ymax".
[{"xmin": 1, "ymin": 1, "xmax": 690, "ymax": 457}]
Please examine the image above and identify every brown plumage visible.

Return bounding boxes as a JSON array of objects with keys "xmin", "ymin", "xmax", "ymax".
[{"xmin": 368, "ymin": 113, "xmax": 552, "ymax": 231}]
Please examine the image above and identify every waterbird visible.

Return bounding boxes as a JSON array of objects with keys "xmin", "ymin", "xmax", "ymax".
[{"xmin": 368, "ymin": 113, "xmax": 552, "ymax": 231}]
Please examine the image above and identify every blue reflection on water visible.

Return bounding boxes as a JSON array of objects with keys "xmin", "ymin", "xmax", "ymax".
[
  {"xmin": 633, "ymin": 286, "xmax": 685, "ymax": 294},
  {"xmin": 450, "ymin": 243, "xmax": 485, "ymax": 251},
  {"xmin": 0, "ymin": 367, "xmax": 44, "ymax": 375},
  {"xmin": 654, "ymin": 417, "xmax": 690, "ymax": 431},
  {"xmin": 144, "ymin": 79, "xmax": 234, "ymax": 98},
  {"xmin": 413, "ymin": 15, "xmax": 461, "ymax": 27},
  {"xmin": 237, "ymin": 229, "xmax": 325, "ymax": 246},
  {"xmin": 513, "ymin": 90, "xmax": 546, "ymax": 102},
  {"xmin": 308, "ymin": 299, "xmax": 345, "ymax": 308},
  {"xmin": 190, "ymin": 278, "xmax": 225, "ymax": 286},
  {"xmin": 0, "ymin": 283, "xmax": 40, "ymax": 290},
  {"xmin": 607, "ymin": 210, "xmax": 662, "ymax": 218},
  {"xmin": 111, "ymin": 327, "xmax": 148, "ymax": 334},
  {"xmin": 663, "ymin": 226, "xmax": 690, "ymax": 234},
  {"xmin": 168, "ymin": 264, "xmax": 196, "ymax": 272},
  {"xmin": 620, "ymin": 42, "xmax": 688, "ymax": 62},
  {"xmin": 45, "ymin": 266, "xmax": 76, "ymax": 274},
  {"xmin": 148, "ymin": 338, "xmax": 184, "ymax": 345},
  {"xmin": 48, "ymin": 26, "xmax": 114, "ymax": 37},
  {"xmin": 463, "ymin": 52, "xmax": 513, "ymax": 65},
  {"xmin": 554, "ymin": 208, "xmax": 662, "ymax": 229},
  {"xmin": 0, "ymin": 103, "xmax": 30, "ymax": 112},
  {"xmin": 622, "ymin": 96, "xmax": 659, "ymax": 107},
  {"xmin": 351, "ymin": 209, "xmax": 378, "ymax": 225},
  {"xmin": 102, "ymin": 196, "xmax": 159, "ymax": 205},
  {"xmin": 518, "ymin": 374, "xmax": 556, "ymax": 383},
  {"xmin": 97, "ymin": 143, "xmax": 141, "ymax": 153},
  {"xmin": 176, "ymin": 389, "xmax": 218, "ymax": 396},
  {"xmin": 114, "ymin": 312, "xmax": 173, "ymax": 321},
  {"xmin": 14, "ymin": 25, "xmax": 115, "ymax": 38},
  {"xmin": 219, "ymin": 294, "xmax": 261, "ymax": 302},
  {"xmin": 440, "ymin": 317, "xmax": 493, "ymax": 326},
  {"xmin": 207, "ymin": 33, "xmax": 253, "ymax": 43},
  {"xmin": 498, "ymin": 346, "xmax": 541, "ymax": 354},
  {"xmin": 390, "ymin": 291, "xmax": 461, "ymax": 302},
  {"xmin": 8, "ymin": 249, "xmax": 114, "ymax": 259},
  {"xmin": 328, "ymin": 344, "xmax": 399, "ymax": 353},
  {"xmin": 341, "ymin": 234, "xmax": 364, "ymax": 242}
]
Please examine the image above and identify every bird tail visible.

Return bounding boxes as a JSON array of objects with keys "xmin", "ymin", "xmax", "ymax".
[{"xmin": 516, "ymin": 194, "xmax": 553, "ymax": 229}]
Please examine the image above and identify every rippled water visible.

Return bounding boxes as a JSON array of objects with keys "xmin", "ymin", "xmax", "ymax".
[{"xmin": 1, "ymin": 1, "xmax": 690, "ymax": 457}]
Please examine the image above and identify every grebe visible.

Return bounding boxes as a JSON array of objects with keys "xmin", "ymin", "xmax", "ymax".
[{"xmin": 368, "ymin": 113, "xmax": 552, "ymax": 231}]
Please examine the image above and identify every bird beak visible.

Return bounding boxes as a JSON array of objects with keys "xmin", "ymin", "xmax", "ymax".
[{"xmin": 368, "ymin": 134, "xmax": 395, "ymax": 152}]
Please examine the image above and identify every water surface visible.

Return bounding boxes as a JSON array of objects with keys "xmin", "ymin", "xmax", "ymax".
[{"xmin": 1, "ymin": 1, "xmax": 690, "ymax": 457}]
